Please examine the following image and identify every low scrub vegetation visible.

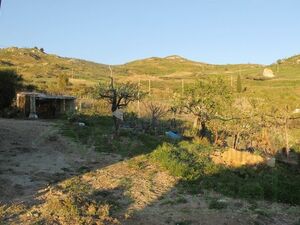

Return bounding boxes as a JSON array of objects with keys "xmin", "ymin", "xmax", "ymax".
[{"xmin": 150, "ymin": 140, "xmax": 300, "ymax": 205}]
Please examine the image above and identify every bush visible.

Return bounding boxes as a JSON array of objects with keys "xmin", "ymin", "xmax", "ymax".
[
  {"xmin": 0, "ymin": 69, "xmax": 22, "ymax": 110},
  {"xmin": 239, "ymin": 182, "xmax": 264, "ymax": 200},
  {"xmin": 0, "ymin": 106, "xmax": 20, "ymax": 118},
  {"xmin": 151, "ymin": 142, "xmax": 201, "ymax": 180},
  {"xmin": 208, "ymin": 199, "xmax": 228, "ymax": 209},
  {"xmin": 151, "ymin": 141, "xmax": 216, "ymax": 181},
  {"xmin": 151, "ymin": 140, "xmax": 300, "ymax": 205}
]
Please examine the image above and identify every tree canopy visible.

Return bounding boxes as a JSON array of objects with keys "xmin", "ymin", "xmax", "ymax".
[{"xmin": 0, "ymin": 69, "xmax": 22, "ymax": 110}]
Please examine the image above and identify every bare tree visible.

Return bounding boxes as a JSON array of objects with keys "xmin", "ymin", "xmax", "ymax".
[
  {"xmin": 98, "ymin": 77, "xmax": 142, "ymax": 135},
  {"xmin": 144, "ymin": 102, "xmax": 168, "ymax": 129}
]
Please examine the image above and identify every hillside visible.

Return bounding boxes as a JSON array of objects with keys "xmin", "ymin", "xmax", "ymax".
[
  {"xmin": 0, "ymin": 47, "xmax": 263, "ymax": 79},
  {"xmin": 0, "ymin": 47, "xmax": 300, "ymax": 102},
  {"xmin": 0, "ymin": 47, "xmax": 111, "ymax": 83},
  {"xmin": 120, "ymin": 55, "xmax": 262, "ymax": 78}
]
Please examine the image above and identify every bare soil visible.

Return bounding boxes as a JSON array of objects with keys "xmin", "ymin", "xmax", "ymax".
[
  {"xmin": 0, "ymin": 119, "xmax": 299, "ymax": 225},
  {"xmin": 0, "ymin": 118, "xmax": 120, "ymax": 204}
]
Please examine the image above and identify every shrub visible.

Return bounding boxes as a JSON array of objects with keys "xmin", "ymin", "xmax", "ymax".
[
  {"xmin": 151, "ymin": 142, "xmax": 201, "ymax": 181},
  {"xmin": 151, "ymin": 140, "xmax": 300, "ymax": 205},
  {"xmin": 208, "ymin": 199, "xmax": 228, "ymax": 209},
  {"xmin": 151, "ymin": 141, "xmax": 217, "ymax": 181},
  {"xmin": 0, "ymin": 69, "xmax": 22, "ymax": 110},
  {"xmin": 239, "ymin": 182, "xmax": 264, "ymax": 200}
]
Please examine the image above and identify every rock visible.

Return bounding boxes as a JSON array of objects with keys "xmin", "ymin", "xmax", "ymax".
[
  {"xmin": 266, "ymin": 157, "xmax": 276, "ymax": 167},
  {"xmin": 263, "ymin": 68, "xmax": 275, "ymax": 78}
]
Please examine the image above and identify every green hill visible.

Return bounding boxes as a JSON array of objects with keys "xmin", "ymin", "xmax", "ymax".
[{"xmin": 0, "ymin": 47, "xmax": 299, "ymax": 102}]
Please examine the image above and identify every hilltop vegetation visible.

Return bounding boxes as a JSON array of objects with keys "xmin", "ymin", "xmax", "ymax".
[{"xmin": 0, "ymin": 47, "xmax": 299, "ymax": 102}]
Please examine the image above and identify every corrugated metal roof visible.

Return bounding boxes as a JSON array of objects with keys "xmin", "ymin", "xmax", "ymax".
[{"xmin": 17, "ymin": 92, "xmax": 76, "ymax": 100}]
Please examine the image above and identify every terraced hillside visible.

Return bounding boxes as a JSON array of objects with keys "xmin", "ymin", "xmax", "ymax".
[{"xmin": 0, "ymin": 47, "xmax": 299, "ymax": 103}]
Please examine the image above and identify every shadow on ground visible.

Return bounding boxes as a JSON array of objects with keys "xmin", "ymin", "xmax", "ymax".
[{"xmin": 0, "ymin": 117, "xmax": 300, "ymax": 225}]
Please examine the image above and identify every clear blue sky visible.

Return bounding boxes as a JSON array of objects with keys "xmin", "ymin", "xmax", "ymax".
[{"xmin": 0, "ymin": 0, "xmax": 300, "ymax": 65}]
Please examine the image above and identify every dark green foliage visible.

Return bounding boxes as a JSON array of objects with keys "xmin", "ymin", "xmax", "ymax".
[
  {"xmin": 151, "ymin": 141, "xmax": 217, "ymax": 181},
  {"xmin": 208, "ymin": 199, "xmax": 228, "ymax": 209},
  {"xmin": 237, "ymin": 74, "xmax": 242, "ymax": 93},
  {"xmin": 61, "ymin": 115, "xmax": 164, "ymax": 157},
  {"xmin": 151, "ymin": 140, "xmax": 300, "ymax": 205},
  {"xmin": 238, "ymin": 182, "xmax": 264, "ymax": 199},
  {"xmin": 0, "ymin": 69, "xmax": 22, "ymax": 110},
  {"xmin": 203, "ymin": 164, "xmax": 300, "ymax": 205}
]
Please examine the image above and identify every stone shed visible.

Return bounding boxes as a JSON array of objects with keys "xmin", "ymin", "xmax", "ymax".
[{"xmin": 17, "ymin": 92, "xmax": 76, "ymax": 119}]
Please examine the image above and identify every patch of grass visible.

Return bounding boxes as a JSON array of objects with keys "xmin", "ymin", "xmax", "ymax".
[
  {"xmin": 294, "ymin": 218, "xmax": 300, "ymax": 225},
  {"xmin": 0, "ymin": 204, "xmax": 26, "ymax": 223},
  {"xmin": 174, "ymin": 196, "xmax": 188, "ymax": 204},
  {"xmin": 119, "ymin": 177, "xmax": 133, "ymax": 190},
  {"xmin": 150, "ymin": 141, "xmax": 216, "ymax": 181},
  {"xmin": 40, "ymin": 177, "xmax": 121, "ymax": 224},
  {"xmin": 60, "ymin": 115, "xmax": 165, "ymax": 157},
  {"xmin": 151, "ymin": 140, "xmax": 300, "ymax": 205},
  {"xmin": 174, "ymin": 220, "xmax": 193, "ymax": 225},
  {"xmin": 208, "ymin": 199, "xmax": 228, "ymax": 210},
  {"xmin": 160, "ymin": 196, "xmax": 188, "ymax": 206}
]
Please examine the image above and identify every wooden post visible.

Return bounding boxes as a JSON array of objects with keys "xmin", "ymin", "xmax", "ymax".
[
  {"xmin": 284, "ymin": 116, "xmax": 290, "ymax": 157},
  {"xmin": 109, "ymin": 65, "xmax": 114, "ymax": 88},
  {"xmin": 63, "ymin": 99, "xmax": 66, "ymax": 112},
  {"xmin": 148, "ymin": 79, "xmax": 151, "ymax": 96},
  {"xmin": 79, "ymin": 95, "xmax": 82, "ymax": 112},
  {"xmin": 29, "ymin": 94, "xmax": 38, "ymax": 119},
  {"xmin": 181, "ymin": 79, "xmax": 184, "ymax": 96},
  {"xmin": 138, "ymin": 79, "xmax": 141, "ymax": 118}
]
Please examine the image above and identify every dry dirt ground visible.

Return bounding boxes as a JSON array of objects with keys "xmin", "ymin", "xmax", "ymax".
[{"xmin": 0, "ymin": 118, "xmax": 299, "ymax": 225}]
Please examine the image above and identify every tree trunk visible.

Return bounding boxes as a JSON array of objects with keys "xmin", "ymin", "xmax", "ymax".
[
  {"xmin": 113, "ymin": 116, "xmax": 120, "ymax": 137},
  {"xmin": 193, "ymin": 117, "xmax": 200, "ymax": 129},
  {"xmin": 213, "ymin": 129, "xmax": 219, "ymax": 145},
  {"xmin": 233, "ymin": 132, "xmax": 240, "ymax": 149},
  {"xmin": 284, "ymin": 118, "xmax": 290, "ymax": 157},
  {"xmin": 263, "ymin": 129, "xmax": 275, "ymax": 155},
  {"xmin": 199, "ymin": 121, "xmax": 208, "ymax": 138}
]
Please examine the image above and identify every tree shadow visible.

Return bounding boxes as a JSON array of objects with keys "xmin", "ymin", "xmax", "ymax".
[
  {"xmin": 122, "ymin": 161, "xmax": 300, "ymax": 225},
  {"xmin": 0, "ymin": 115, "xmax": 177, "ymax": 221},
  {"xmin": 1, "ymin": 117, "xmax": 299, "ymax": 224}
]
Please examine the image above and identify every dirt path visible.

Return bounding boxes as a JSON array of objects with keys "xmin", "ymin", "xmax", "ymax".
[
  {"xmin": 0, "ymin": 118, "xmax": 120, "ymax": 204},
  {"xmin": 0, "ymin": 119, "xmax": 299, "ymax": 225}
]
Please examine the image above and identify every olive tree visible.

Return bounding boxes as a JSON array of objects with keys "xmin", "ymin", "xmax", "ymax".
[
  {"xmin": 176, "ymin": 78, "xmax": 232, "ymax": 138},
  {"xmin": 98, "ymin": 77, "xmax": 142, "ymax": 135},
  {"xmin": 268, "ymin": 104, "xmax": 300, "ymax": 156}
]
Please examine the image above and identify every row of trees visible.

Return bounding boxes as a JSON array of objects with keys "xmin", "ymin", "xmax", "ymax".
[
  {"xmin": 174, "ymin": 78, "xmax": 299, "ymax": 155},
  {"xmin": 97, "ymin": 77, "xmax": 299, "ymax": 156}
]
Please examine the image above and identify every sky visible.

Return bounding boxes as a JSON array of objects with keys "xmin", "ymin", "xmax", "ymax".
[{"xmin": 0, "ymin": 0, "xmax": 300, "ymax": 65}]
